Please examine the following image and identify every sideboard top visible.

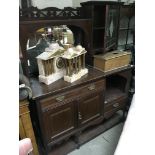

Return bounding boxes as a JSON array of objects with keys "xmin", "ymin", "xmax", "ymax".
[
  {"xmin": 30, "ymin": 66, "xmax": 105, "ymax": 100},
  {"xmin": 30, "ymin": 65, "xmax": 133, "ymax": 100}
]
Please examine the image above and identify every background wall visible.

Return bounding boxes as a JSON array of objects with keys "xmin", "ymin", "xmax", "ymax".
[
  {"xmin": 21, "ymin": 0, "xmax": 135, "ymax": 9},
  {"xmin": 32, "ymin": 0, "xmax": 73, "ymax": 9},
  {"xmin": 72, "ymin": 0, "xmax": 135, "ymax": 7}
]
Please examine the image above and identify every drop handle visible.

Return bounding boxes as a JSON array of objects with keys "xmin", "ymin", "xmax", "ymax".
[
  {"xmin": 104, "ymin": 101, "xmax": 108, "ymax": 104},
  {"xmin": 88, "ymin": 84, "xmax": 95, "ymax": 91},
  {"xmin": 113, "ymin": 103, "xmax": 119, "ymax": 108},
  {"xmin": 56, "ymin": 95, "xmax": 65, "ymax": 102},
  {"xmin": 78, "ymin": 112, "xmax": 82, "ymax": 120}
]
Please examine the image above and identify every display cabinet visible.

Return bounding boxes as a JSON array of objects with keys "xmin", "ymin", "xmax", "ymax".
[
  {"xmin": 81, "ymin": 1, "xmax": 122, "ymax": 65},
  {"xmin": 117, "ymin": 3, "xmax": 135, "ymax": 50}
]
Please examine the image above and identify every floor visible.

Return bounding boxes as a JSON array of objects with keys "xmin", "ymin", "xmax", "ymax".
[{"xmin": 68, "ymin": 123, "xmax": 124, "ymax": 155}]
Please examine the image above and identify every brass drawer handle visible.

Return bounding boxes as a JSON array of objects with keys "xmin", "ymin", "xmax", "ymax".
[
  {"xmin": 88, "ymin": 84, "xmax": 95, "ymax": 91},
  {"xmin": 78, "ymin": 112, "xmax": 82, "ymax": 120},
  {"xmin": 104, "ymin": 100, "xmax": 108, "ymax": 104},
  {"xmin": 56, "ymin": 96, "xmax": 65, "ymax": 102},
  {"xmin": 113, "ymin": 103, "xmax": 119, "ymax": 108}
]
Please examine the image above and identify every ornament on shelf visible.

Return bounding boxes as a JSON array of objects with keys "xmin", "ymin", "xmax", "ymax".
[
  {"xmin": 36, "ymin": 25, "xmax": 88, "ymax": 85},
  {"xmin": 36, "ymin": 42, "xmax": 66, "ymax": 85},
  {"xmin": 62, "ymin": 45, "xmax": 88, "ymax": 83}
]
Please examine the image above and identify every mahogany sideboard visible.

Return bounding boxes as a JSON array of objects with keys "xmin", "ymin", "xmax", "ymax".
[
  {"xmin": 29, "ymin": 66, "xmax": 133, "ymax": 154},
  {"xmin": 19, "ymin": 4, "xmax": 134, "ymax": 155}
]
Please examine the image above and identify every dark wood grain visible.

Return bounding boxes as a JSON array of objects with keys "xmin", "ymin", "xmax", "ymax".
[
  {"xmin": 20, "ymin": 6, "xmax": 82, "ymax": 20},
  {"xmin": 30, "ymin": 65, "xmax": 133, "ymax": 100},
  {"xmin": 19, "ymin": 4, "xmax": 134, "ymax": 155},
  {"xmin": 80, "ymin": 1, "xmax": 123, "ymax": 65},
  {"xmin": 30, "ymin": 67, "xmax": 105, "ymax": 100},
  {"xmin": 44, "ymin": 112, "xmax": 122, "ymax": 155},
  {"xmin": 34, "ymin": 70, "xmax": 106, "ymax": 150}
]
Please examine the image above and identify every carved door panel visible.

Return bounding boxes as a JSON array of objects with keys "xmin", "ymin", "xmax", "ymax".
[
  {"xmin": 42, "ymin": 100, "xmax": 77, "ymax": 143},
  {"xmin": 78, "ymin": 90, "xmax": 103, "ymax": 126}
]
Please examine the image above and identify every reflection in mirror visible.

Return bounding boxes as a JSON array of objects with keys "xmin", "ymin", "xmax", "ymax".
[
  {"xmin": 105, "ymin": 7, "xmax": 118, "ymax": 49},
  {"xmin": 26, "ymin": 25, "xmax": 84, "ymax": 77},
  {"xmin": 27, "ymin": 25, "xmax": 74, "ymax": 76},
  {"xmin": 27, "ymin": 25, "xmax": 74, "ymax": 51}
]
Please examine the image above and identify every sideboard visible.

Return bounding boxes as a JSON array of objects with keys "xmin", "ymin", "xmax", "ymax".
[
  {"xmin": 19, "ymin": 3, "xmax": 134, "ymax": 154},
  {"xmin": 29, "ymin": 66, "xmax": 133, "ymax": 154}
]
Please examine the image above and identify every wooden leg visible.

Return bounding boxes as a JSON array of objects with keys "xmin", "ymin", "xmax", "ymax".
[
  {"xmin": 122, "ymin": 107, "xmax": 127, "ymax": 122},
  {"xmin": 74, "ymin": 132, "xmax": 81, "ymax": 149}
]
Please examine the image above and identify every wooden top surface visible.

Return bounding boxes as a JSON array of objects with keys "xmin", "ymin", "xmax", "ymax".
[
  {"xmin": 30, "ymin": 65, "xmax": 133, "ymax": 100},
  {"xmin": 81, "ymin": 1, "xmax": 123, "ymax": 6},
  {"xmin": 94, "ymin": 50, "xmax": 131, "ymax": 60},
  {"xmin": 30, "ymin": 66, "xmax": 104, "ymax": 100}
]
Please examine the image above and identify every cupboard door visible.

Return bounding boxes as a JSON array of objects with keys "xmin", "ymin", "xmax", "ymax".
[
  {"xmin": 42, "ymin": 100, "xmax": 77, "ymax": 143},
  {"xmin": 78, "ymin": 90, "xmax": 104, "ymax": 126}
]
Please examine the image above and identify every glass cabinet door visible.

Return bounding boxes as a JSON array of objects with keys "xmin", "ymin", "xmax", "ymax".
[{"xmin": 105, "ymin": 5, "xmax": 119, "ymax": 51}]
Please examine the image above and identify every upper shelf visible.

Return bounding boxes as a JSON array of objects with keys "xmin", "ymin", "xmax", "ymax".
[
  {"xmin": 93, "ymin": 27, "xmax": 105, "ymax": 30},
  {"xmin": 105, "ymin": 87, "xmax": 126, "ymax": 102},
  {"xmin": 119, "ymin": 28, "xmax": 134, "ymax": 31},
  {"xmin": 103, "ymin": 65, "xmax": 134, "ymax": 77},
  {"xmin": 20, "ymin": 6, "xmax": 85, "ymax": 21}
]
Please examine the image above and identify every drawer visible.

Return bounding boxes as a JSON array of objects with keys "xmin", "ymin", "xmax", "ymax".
[
  {"xmin": 104, "ymin": 109, "xmax": 119, "ymax": 119},
  {"xmin": 39, "ymin": 79, "xmax": 105, "ymax": 112},
  {"xmin": 104, "ymin": 97, "xmax": 127, "ymax": 113}
]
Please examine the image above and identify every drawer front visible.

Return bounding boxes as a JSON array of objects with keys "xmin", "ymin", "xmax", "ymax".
[
  {"xmin": 40, "ymin": 79, "xmax": 105, "ymax": 112},
  {"xmin": 104, "ymin": 97, "xmax": 127, "ymax": 113}
]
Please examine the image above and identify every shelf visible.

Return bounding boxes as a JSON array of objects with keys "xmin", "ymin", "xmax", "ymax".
[
  {"xmin": 105, "ymin": 43, "xmax": 116, "ymax": 51},
  {"xmin": 118, "ymin": 43, "xmax": 133, "ymax": 46},
  {"xmin": 119, "ymin": 28, "xmax": 134, "ymax": 31},
  {"xmin": 93, "ymin": 27, "xmax": 105, "ymax": 30},
  {"xmin": 126, "ymin": 43, "xmax": 134, "ymax": 46},
  {"xmin": 93, "ymin": 47, "xmax": 104, "ymax": 52},
  {"xmin": 105, "ymin": 87, "xmax": 126, "ymax": 103},
  {"xmin": 104, "ymin": 65, "xmax": 134, "ymax": 77}
]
